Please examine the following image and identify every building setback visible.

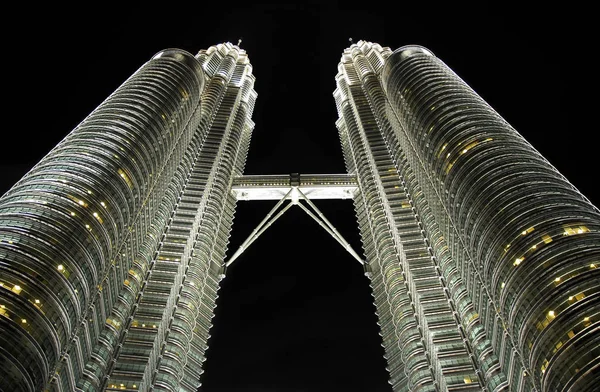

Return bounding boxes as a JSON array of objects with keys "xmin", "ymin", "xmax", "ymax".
[{"xmin": 0, "ymin": 41, "xmax": 598, "ymax": 392}]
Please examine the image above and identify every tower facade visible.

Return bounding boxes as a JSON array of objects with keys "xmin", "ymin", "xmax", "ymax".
[
  {"xmin": 0, "ymin": 43, "xmax": 256, "ymax": 391},
  {"xmin": 334, "ymin": 41, "xmax": 599, "ymax": 391},
  {"xmin": 0, "ymin": 40, "xmax": 598, "ymax": 392}
]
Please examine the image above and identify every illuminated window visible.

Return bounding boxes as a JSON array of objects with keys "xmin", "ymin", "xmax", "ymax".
[
  {"xmin": 438, "ymin": 143, "xmax": 448, "ymax": 158},
  {"xmin": 118, "ymin": 169, "xmax": 133, "ymax": 188},
  {"xmin": 563, "ymin": 225, "xmax": 590, "ymax": 236},
  {"xmin": 541, "ymin": 359, "xmax": 549, "ymax": 373},
  {"xmin": 93, "ymin": 212, "xmax": 103, "ymax": 224},
  {"xmin": 522, "ymin": 227, "xmax": 535, "ymax": 235}
]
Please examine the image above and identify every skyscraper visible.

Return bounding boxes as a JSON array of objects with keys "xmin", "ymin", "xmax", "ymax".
[
  {"xmin": 0, "ymin": 39, "xmax": 598, "ymax": 392},
  {"xmin": 334, "ymin": 41, "xmax": 599, "ymax": 391},
  {"xmin": 0, "ymin": 43, "xmax": 257, "ymax": 391}
]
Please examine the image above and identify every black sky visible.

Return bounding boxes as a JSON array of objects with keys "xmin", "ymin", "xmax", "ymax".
[{"xmin": 1, "ymin": 2, "xmax": 590, "ymax": 391}]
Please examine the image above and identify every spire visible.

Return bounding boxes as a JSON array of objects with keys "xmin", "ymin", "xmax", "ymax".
[
  {"xmin": 349, "ymin": 37, "xmax": 353, "ymax": 45},
  {"xmin": 237, "ymin": 38, "xmax": 243, "ymax": 47}
]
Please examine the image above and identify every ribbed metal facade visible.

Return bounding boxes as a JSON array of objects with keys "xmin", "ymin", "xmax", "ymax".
[
  {"xmin": 0, "ymin": 43, "xmax": 256, "ymax": 391},
  {"xmin": 335, "ymin": 41, "xmax": 600, "ymax": 391}
]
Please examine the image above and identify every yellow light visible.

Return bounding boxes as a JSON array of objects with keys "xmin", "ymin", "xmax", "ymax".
[
  {"xmin": 142, "ymin": 324, "xmax": 145, "ymax": 327},
  {"xmin": 555, "ymin": 277, "xmax": 561, "ymax": 282},
  {"xmin": 501, "ymin": 282, "xmax": 505, "ymax": 288},
  {"xmin": 85, "ymin": 224, "xmax": 90, "ymax": 229},
  {"xmin": 0, "ymin": 304, "xmax": 5, "ymax": 309},
  {"xmin": 153, "ymin": 324, "xmax": 156, "ymax": 328},
  {"xmin": 591, "ymin": 263, "xmax": 597, "ymax": 269},
  {"xmin": 35, "ymin": 299, "xmax": 40, "ymax": 304},
  {"xmin": 577, "ymin": 228, "xmax": 583, "ymax": 233},
  {"xmin": 569, "ymin": 296, "xmax": 574, "ymax": 300},
  {"xmin": 93, "ymin": 212, "xmax": 98, "ymax": 217},
  {"xmin": 21, "ymin": 319, "xmax": 27, "ymax": 324},
  {"xmin": 584, "ymin": 316, "xmax": 590, "ymax": 322},
  {"xmin": 133, "ymin": 385, "xmax": 136, "ymax": 388},
  {"xmin": 13, "ymin": 285, "xmax": 22, "ymax": 294},
  {"xmin": 78, "ymin": 200, "xmax": 85, "ymax": 206},
  {"xmin": 57, "ymin": 264, "xmax": 64, "ymax": 271},
  {"xmin": 70, "ymin": 212, "xmax": 76, "ymax": 216},
  {"xmin": 514, "ymin": 258, "xmax": 523, "ymax": 266},
  {"xmin": 548, "ymin": 310, "xmax": 555, "ymax": 318},
  {"xmin": 531, "ymin": 245, "xmax": 537, "ymax": 249},
  {"xmin": 101, "ymin": 202, "xmax": 106, "ymax": 207},
  {"xmin": 462, "ymin": 149, "xmax": 468, "ymax": 154},
  {"xmin": 522, "ymin": 227, "xmax": 535, "ymax": 235}
]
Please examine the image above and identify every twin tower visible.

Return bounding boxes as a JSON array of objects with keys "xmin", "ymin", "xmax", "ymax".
[{"xmin": 0, "ymin": 41, "xmax": 598, "ymax": 392}]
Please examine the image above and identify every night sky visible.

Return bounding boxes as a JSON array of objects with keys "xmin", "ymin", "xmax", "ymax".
[{"xmin": 1, "ymin": 3, "xmax": 589, "ymax": 391}]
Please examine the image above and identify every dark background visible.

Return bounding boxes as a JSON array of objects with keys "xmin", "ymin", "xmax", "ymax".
[{"xmin": 1, "ymin": 2, "xmax": 590, "ymax": 391}]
